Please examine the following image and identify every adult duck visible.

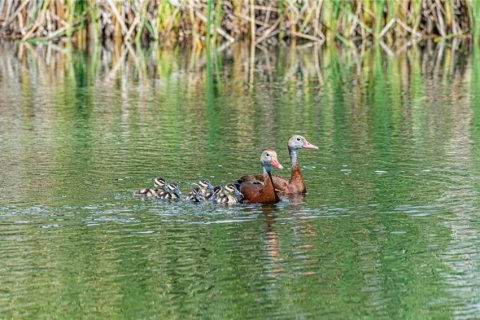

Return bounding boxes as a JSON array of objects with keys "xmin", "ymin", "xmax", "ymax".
[
  {"xmin": 239, "ymin": 149, "xmax": 283, "ymax": 204},
  {"xmin": 237, "ymin": 135, "xmax": 318, "ymax": 194}
]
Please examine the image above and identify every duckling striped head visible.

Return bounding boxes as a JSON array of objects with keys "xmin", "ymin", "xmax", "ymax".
[
  {"xmin": 224, "ymin": 183, "xmax": 236, "ymax": 194},
  {"xmin": 205, "ymin": 185, "xmax": 222, "ymax": 201},
  {"xmin": 198, "ymin": 179, "xmax": 214, "ymax": 191},
  {"xmin": 154, "ymin": 177, "xmax": 166, "ymax": 188},
  {"xmin": 225, "ymin": 183, "xmax": 244, "ymax": 202}
]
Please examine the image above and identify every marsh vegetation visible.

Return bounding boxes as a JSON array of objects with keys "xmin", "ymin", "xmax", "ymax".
[{"xmin": 1, "ymin": 0, "xmax": 479, "ymax": 47}]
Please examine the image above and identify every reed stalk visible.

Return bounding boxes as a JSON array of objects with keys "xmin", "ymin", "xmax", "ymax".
[
  {"xmin": 0, "ymin": 0, "xmax": 477, "ymax": 45},
  {"xmin": 206, "ymin": 0, "xmax": 214, "ymax": 44}
]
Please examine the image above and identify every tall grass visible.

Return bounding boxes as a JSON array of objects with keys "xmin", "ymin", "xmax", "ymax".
[{"xmin": 0, "ymin": 0, "xmax": 479, "ymax": 45}]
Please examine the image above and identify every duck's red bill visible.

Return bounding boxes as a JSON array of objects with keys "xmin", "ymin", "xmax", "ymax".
[{"xmin": 271, "ymin": 159, "xmax": 283, "ymax": 169}]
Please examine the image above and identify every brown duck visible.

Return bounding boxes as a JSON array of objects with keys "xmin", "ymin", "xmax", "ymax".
[
  {"xmin": 239, "ymin": 149, "xmax": 283, "ymax": 204},
  {"xmin": 237, "ymin": 135, "xmax": 318, "ymax": 194}
]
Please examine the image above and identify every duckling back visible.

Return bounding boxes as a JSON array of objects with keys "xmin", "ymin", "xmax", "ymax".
[
  {"xmin": 186, "ymin": 186, "xmax": 205, "ymax": 202},
  {"xmin": 215, "ymin": 193, "xmax": 230, "ymax": 204},
  {"xmin": 158, "ymin": 192, "xmax": 179, "ymax": 200},
  {"xmin": 134, "ymin": 188, "xmax": 159, "ymax": 197},
  {"xmin": 216, "ymin": 192, "xmax": 237, "ymax": 204}
]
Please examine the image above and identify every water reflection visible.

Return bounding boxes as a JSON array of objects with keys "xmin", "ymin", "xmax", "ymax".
[
  {"xmin": 284, "ymin": 193, "xmax": 306, "ymax": 203},
  {"xmin": 0, "ymin": 39, "xmax": 471, "ymax": 86},
  {"xmin": 261, "ymin": 207, "xmax": 283, "ymax": 278},
  {"xmin": 1, "ymin": 40, "xmax": 480, "ymax": 318}
]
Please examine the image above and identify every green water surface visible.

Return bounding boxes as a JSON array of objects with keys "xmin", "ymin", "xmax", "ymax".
[{"xmin": 0, "ymin": 41, "xmax": 479, "ymax": 319}]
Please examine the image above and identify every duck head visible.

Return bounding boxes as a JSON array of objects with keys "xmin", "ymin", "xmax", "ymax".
[
  {"xmin": 261, "ymin": 149, "xmax": 283, "ymax": 172},
  {"xmin": 288, "ymin": 135, "xmax": 319, "ymax": 151}
]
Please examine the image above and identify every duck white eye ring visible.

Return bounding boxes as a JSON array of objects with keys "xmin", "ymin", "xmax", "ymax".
[
  {"xmin": 265, "ymin": 153, "xmax": 270, "ymax": 157},
  {"xmin": 296, "ymin": 137, "xmax": 301, "ymax": 141}
]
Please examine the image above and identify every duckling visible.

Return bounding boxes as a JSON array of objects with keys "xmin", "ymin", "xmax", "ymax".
[
  {"xmin": 197, "ymin": 179, "xmax": 214, "ymax": 196},
  {"xmin": 206, "ymin": 185, "xmax": 223, "ymax": 202},
  {"xmin": 158, "ymin": 182, "xmax": 182, "ymax": 200},
  {"xmin": 154, "ymin": 177, "xmax": 166, "ymax": 188},
  {"xmin": 152, "ymin": 177, "xmax": 172, "ymax": 198},
  {"xmin": 231, "ymin": 183, "xmax": 245, "ymax": 203},
  {"xmin": 169, "ymin": 182, "xmax": 182, "ymax": 200},
  {"xmin": 185, "ymin": 186, "xmax": 206, "ymax": 202},
  {"xmin": 134, "ymin": 187, "xmax": 160, "ymax": 197},
  {"xmin": 185, "ymin": 186, "xmax": 199, "ymax": 201},
  {"xmin": 216, "ymin": 183, "xmax": 243, "ymax": 204},
  {"xmin": 134, "ymin": 177, "xmax": 168, "ymax": 198}
]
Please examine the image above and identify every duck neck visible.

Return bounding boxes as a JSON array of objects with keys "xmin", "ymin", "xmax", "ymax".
[
  {"xmin": 289, "ymin": 147, "xmax": 304, "ymax": 185},
  {"xmin": 262, "ymin": 165, "xmax": 271, "ymax": 177},
  {"xmin": 262, "ymin": 165, "xmax": 274, "ymax": 189},
  {"xmin": 263, "ymin": 165, "xmax": 279, "ymax": 201},
  {"xmin": 289, "ymin": 148, "xmax": 298, "ymax": 167}
]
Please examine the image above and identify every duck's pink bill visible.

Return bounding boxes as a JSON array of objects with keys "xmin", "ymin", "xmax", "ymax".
[{"xmin": 303, "ymin": 141, "xmax": 319, "ymax": 150}]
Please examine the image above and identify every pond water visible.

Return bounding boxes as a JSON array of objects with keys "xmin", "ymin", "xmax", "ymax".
[{"xmin": 1, "ymin": 41, "xmax": 480, "ymax": 318}]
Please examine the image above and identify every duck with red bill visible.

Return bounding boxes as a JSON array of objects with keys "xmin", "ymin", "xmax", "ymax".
[
  {"xmin": 235, "ymin": 135, "xmax": 318, "ymax": 194},
  {"xmin": 239, "ymin": 149, "xmax": 283, "ymax": 204}
]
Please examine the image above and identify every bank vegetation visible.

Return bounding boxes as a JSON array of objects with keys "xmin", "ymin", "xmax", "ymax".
[{"xmin": 0, "ymin": 0, "xmax": 479, "ymax": 47}]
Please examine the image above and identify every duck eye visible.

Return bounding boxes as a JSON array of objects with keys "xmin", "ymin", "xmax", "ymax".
[
  {"xmin": 296, "ymin": 138, "xmax": 301, "ymax": 141},
  {"xmin": 265, "ymin": 153, "xmax": 270, "ymax": 157}
]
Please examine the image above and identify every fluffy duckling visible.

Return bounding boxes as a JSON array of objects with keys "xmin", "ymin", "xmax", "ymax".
[
  {"xmin": 154, "ymin": 178, "xmax": 172, "ymax": 199},
  {"xmin": 185, "ymin": 186, "xmax": 206, "ymax": 202},
  {"xmin": 197, "ymin": 179, "xmax": 214, "ymax": 196},
  {"xmin": 205, "ymin": 185, "xmax": 223, "ymax": 202},
  {"xmin": 134, "ymin": 177, "xmax": 168, "ymax": 198},
  {"xmin": 185, "ymin": 186, "xmax": 199, "ymax": 201},
  {"xmin": 157, "ymin": 182, "xmax": 182, "ymax": 200},
  {"xmin": 216, "ymin": 183, "xmax": 244, "ymax": 204},
  {"xmin": 231, "ymin": 184, "xmax": 245, "ymax": 203}
]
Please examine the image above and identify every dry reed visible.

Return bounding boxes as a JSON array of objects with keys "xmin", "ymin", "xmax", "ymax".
[{"xmin": 0, "ymin": 0, "xmax": 477, "ymax": 46}]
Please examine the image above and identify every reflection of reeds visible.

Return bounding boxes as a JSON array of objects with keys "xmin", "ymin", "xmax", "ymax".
[
  {"xmin": 0, "ymin": 39, "xmax": 471, "ymax": 90},
  {"xmin": 0, "ymin": 1, "xmax": 478, "ymax": 45}
]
